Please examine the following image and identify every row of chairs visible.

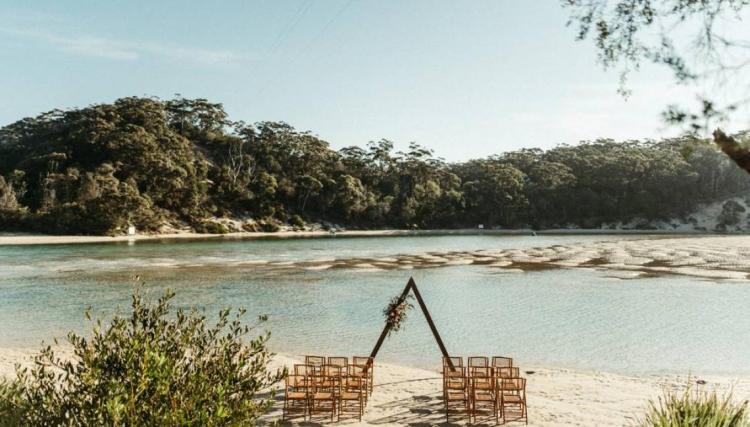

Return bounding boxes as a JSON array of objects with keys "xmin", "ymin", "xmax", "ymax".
[
  {"xmin": 282, "ymin": 355, "xmax": 374, "ymax": 422},
  {"xmin": 443, "ymin": 356, "xmax": 528, "ymax": 424}
]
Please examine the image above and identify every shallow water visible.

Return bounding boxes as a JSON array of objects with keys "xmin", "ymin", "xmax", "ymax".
[{"xmin": 1, "ymin": 234, "xmax": 748, "ymax": 375}]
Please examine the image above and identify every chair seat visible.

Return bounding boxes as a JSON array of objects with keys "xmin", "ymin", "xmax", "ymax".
[
  {"xmin": 287, "ymin": 391, "xmax": 307, "ymax": 399},
  {"xmin": 444, "ymin": 369, "xmax": 463, "ymax": 378},
  {"xmin": 313, "ymin": 392, "xmax": 334, "ymax": 400},
  {"xmin": 474, "ymin": 392, "xmax": 495, "ymax": 402},
  {"xmin": 447, "ymin": 391, "xmax": 468, "ymax": 400},
  {"xmin": 503, "ymin": 395, "xmax": 524, "ymax": 404},
  {"xmin": 341, "ymin": 391, "xmax": 362, "ymax": 400}
]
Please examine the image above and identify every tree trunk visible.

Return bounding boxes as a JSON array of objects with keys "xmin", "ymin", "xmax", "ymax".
[{"xmin": 714, "ymin": 129, "xmax": 750, "ymax": 175}]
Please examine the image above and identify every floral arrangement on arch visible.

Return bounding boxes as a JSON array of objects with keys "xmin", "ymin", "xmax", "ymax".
[{"xmin": 383, "ymin": 294, "xmax": 414, "ymax": 337}]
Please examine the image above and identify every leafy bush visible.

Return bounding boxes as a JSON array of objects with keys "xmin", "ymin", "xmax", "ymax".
[
  {"xmin": 242, "ymin": 220, "xmax": 260, "ymax": 232},
  {"xmin": 259, "ymin": 219, "xmax": 281, "ymax": 232},
  {"xmin": 638, "ymin": 383, "xmax": 749, "ymax": 427},
  {"xmin": 0, "ymin": 286, "xmax": 285, "ymax": 426},
  {"xmin": 717, "ymin": 200, "xmax": 746, "ymax": 230},
  {"xmin": 194, "ymin": 220, "xmax": 230, "ymax": 234},
  {"xmin": 289, "ymin": 214, "xmax": 305, "ymax": 228}
]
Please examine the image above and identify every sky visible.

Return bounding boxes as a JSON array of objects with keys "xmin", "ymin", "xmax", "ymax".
[{"xmin": 0, "ymin": 1, "xmax": 747, "ymax": 161}]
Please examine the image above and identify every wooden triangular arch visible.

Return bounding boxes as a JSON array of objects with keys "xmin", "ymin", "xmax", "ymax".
[{"xmin": 369, "ymin": 277, "xmax": 456, "ymax": 370}]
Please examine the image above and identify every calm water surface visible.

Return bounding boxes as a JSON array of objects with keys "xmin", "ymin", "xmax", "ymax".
[{"xmin": 1, "ymin": 234, "xmax": 748, "ymax": 375}]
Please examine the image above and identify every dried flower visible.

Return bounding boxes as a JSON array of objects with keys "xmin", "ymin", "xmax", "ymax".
[{"xmin": 383, "ymin": 294, "xmax": 414, "ymax": 337}]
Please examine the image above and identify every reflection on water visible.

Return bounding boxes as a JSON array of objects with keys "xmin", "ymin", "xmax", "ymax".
[{"xmin": 1, "ymin": 234, "xmax": 748, "ymax": 375}]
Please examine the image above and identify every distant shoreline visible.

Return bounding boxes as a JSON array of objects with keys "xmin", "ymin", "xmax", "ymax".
[{"xmin": 0, "ymin": 228, "xmax": 723, "ymax": 246}]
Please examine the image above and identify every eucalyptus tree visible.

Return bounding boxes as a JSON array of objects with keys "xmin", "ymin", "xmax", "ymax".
[{"xmin": 563, "ymin": 0, "xmax": 750, "ymax": 173}]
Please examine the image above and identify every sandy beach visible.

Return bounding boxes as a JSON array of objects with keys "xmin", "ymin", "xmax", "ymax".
[
  {"xmin": 260, "ymin": 355, "xmax": 750, "ymax": 426},
  {"xmin": 2, "ymin": 348, "xmax": 748, "ymax": 426},
  {"xmin": 0, "ymin": 229, "xmax": 703, "ymax": 246}
]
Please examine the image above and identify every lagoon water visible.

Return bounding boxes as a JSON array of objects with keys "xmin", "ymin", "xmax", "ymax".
[{"xmin": 1, "ymin": 234, "xmax": 749, "ymax": 375}]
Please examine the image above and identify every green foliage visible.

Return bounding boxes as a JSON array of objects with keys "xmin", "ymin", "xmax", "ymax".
[
  {"xmin": 0, "ymin": 287, "xmax": 285, "ymax": 426},
  {"xmin": 564, "ymin": 1, "xmax": 750, "ymax": 134},
  {"xmin": 195, "ymin": 220, "xmax": 230, "ymax": 234},
  {"xmin": 1, "ymin": 96, "xmax": 749, "ymax": 235},
  {"xmin": 288, "ymin": 214, "xmax": 305, "ymax": 228},
  {"xmin": 717, "ymin": 200, "xmax": 746, "ymax": 230},
  {"xmin": 638, "ymin": 384, "xmax": 749, "ymax": 427},
  {"xmin": 258, "ymin": 219, "xmax": 281, "ymax": 233}
]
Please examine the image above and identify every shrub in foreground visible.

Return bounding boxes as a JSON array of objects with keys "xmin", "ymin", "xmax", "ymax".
[
  {"xmin": 638, "ymin": 382, "xmax": 749, "ymax": 427},
  {"xmin": 0, "ymin": 286, "xmax": 285, "ymax": 426}
]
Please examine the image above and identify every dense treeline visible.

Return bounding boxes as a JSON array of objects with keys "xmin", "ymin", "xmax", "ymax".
[{"xmin": 0, "ymin": 97, "xmax": 748, "ymax": 235}]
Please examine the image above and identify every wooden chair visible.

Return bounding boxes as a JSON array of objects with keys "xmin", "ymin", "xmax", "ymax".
[
  {"xmin": 499, "ymin": 377, "xmax": 528, "ymax": 424},
  {"xmin": 470, "ymin": 371, "xmax": 497, "ymax": 424},
  {"xmin": 492, "ymin": 356, "xmax": 513, "ymax": 369},
  {"xmin": 444, "ymin": 366, "xmax": 469, "ymax": 423},
  {"xmin": 310, "ymin": 365, "xmax": 341, "ymax": 421},
  {"xmin": 347, "ymin": 363, "xmax": 369, "ymax": 402},
  {"xmin": 468, "ymin": 356, "xmax": 489, "ymax": 368},
  {"xmin": 339, "ymin": 365, "xmax": 367, "ymax": 421},
  {"xmin": 353, "ymin": 356, "xmax": 374, "ymax": 395},
  {"xmin": 443, "ymin": 357, "xmax": 468, "ymax": 398},
  {"xmin": 468, "ymin": 366, "xmax": 495, "ymax": 422},
  {"xmin": 282, "ymin": 374, "xmax": 310, "ymax": 421}
]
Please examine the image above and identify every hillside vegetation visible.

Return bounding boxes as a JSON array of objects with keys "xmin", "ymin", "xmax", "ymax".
[{"xmin": 0, "ymin": 97, "xmax": 749, "ymax": 235}]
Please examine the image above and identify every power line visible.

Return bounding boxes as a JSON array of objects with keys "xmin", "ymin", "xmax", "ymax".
[
  {"xmin": 298, "ymin": 0, "xmax": 354, "ymax": 56},
  {"xmin": 251, "ymin": 0, "xmax": 355, "ymax": 101},
  {"xmin": 265, "ymin": 0, "xmax": 314, "ymax": 61}
]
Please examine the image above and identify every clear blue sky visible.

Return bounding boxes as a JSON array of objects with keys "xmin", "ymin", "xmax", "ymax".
[{"xmin": 0, "ymin": 1, "xmax": 738, "ymax": 160}]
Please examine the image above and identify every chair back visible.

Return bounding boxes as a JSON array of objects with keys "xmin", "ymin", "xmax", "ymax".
[
  {"xmin": 323, "ymin": 364, "xmax": 344, "ymax": 378},
  {"xmin": 286, "ymin": 374, "xmax": 308, "ymax": 390},
  {"xmin": 501, "ymin": 377, "xmax": 525, "ymax": 393},
  {"xmin": 294, "ymin": 364, "xmax": 315, "ymax": 376},
  {"xmin": 443, "ymin": 356, "xmax": 463, "ymax": 368},
  {"xmin": 496, "ymin": 367, "xmax": 520, "ymax": 379},
  {"xmin": 305, "ymin": 355, "xmax": 325, "ymax": 367},
  {"xmin": 492, "ymin": 356, "xmax": 513, "ymax": 369},
  {"xmin": 352, "ymin": 356, "xmax": 372, "ymax": 366},
  {"xmin": 349, "ymin": 364, "xmax": 366, "ymax": 377},
  {"xmin": 470, "ymin": 366, "xmax": 492, "ymax": 378},
  {"xmin": 328, "ymin": 356, "xmax": 348, "ymax": 368},
  {"xmin": 444, "ymin": 366, "xmax": 467, "ymax": 390},
  {"xmin": 468, "ymin": 356, "xmax": 488, "ymax": 368}
]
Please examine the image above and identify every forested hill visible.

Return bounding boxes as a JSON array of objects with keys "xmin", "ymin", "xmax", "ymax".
[{"xmin": 0, "ymin": 97, "xmax": 749, "ymax": 235}]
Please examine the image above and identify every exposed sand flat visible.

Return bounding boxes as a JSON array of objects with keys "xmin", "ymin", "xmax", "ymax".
[
  {"xmin": 6, "ymin": 233, "xmax": 748, "ymax": 280},
  {"xmin": 262, "ymin": 236, "xmax": 750, "ymax": 279},
  {"xmin": 3, "ymin": 349, "xmax": 747, "ymax": 426}
]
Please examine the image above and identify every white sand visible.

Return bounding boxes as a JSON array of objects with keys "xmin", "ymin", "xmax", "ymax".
[
  {"xmin": 9, "ymin": 232, "xmax": 750, "ymax": 281},
  {"xmin": 0, "ymin": 229, "xmax": 698, "ymax": 246},
  {"xmin": 0, "ymin": 230, "xmax": 415, "ymax": 246},
  {"xmin": 4, "ymin": 348, "xmax": 747, "ymax": 426}
]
